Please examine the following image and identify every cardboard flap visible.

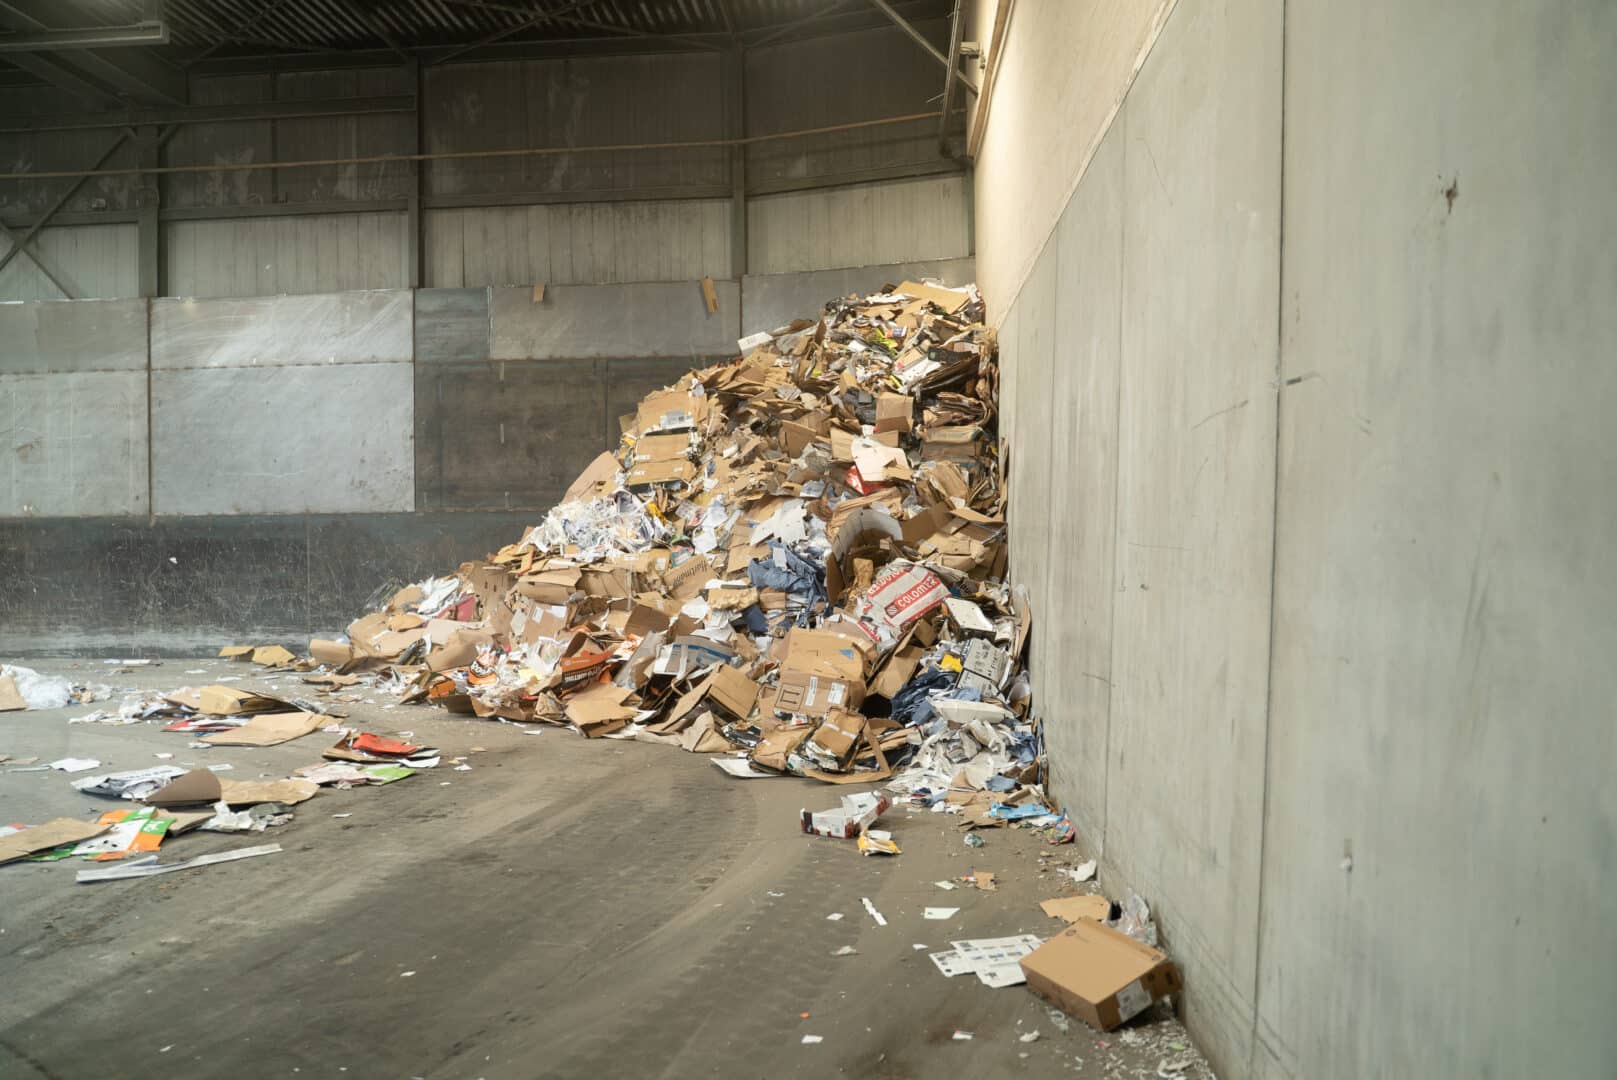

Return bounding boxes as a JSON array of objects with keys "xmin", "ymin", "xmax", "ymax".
[
  {"xmin": 0, "ymin": 818, "xmax": 112, "ymax": 864},
  {"xmin": 564, "ymin": 451, "xmax": 621, "ymax": 502},
  {"xmin": 200, "ymin": 712, "xmax": 325, "ymax": 747},
  {"xmin": 218, "ymin": 778, "xmax": 320, "ymax": 807},
  {"xmin": 144, "ymin": 769, "xmax": 224, "ymax": 807}
]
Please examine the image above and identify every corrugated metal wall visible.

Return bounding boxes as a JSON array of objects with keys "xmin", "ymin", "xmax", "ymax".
[
  {"xmin": 744, "ymin": 24, "xmax": 950, "ymax": 187},
  {"xmin": 0, "ymin": 224, "xmax": 140, "ymax": 300},
  {"xmin": 0, "ymin": 19, "xmax": 971, "ymax": 301},
  {"xmin": 164, "ymin": 212, "xmax": 408, "ymax": 298},
  {"xmin": 747, "ymin": 174, "xmax": 970, "ymax": 275},
  {"xmin": 423, "ymin": 53, "xmax": 726, "ymax": 199},
  {"xmin": 425, "ymin": 200, "xmax": 731, "ymax": 287}
]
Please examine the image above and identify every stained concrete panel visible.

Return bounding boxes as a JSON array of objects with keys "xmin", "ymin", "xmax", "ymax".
[
  {"xmin": 739, "ymin": 258, "xmax": 977, "ymax": 336},
  {"xmin": 151, "ymin": 290, "xmax": 413, "ymax": 370},
  {"xmin": 1259, "ymin": 2, "xmax": 1617, "ymax": 1076},
  {"xmin": 152, "ymin": 363, "xmax": 414, "ymax": 515},
  {"xmin": 0, "ymin": 371, "xmax": 148, "ymax": 517},
  {"xmin": 415, "ymin": 359, "xmax": 605, "ymax": 512},
  {"xmin": 414, "ymin": 354, "xmax": 715, "ymax": 512},
  {"xmin": 1105, "ymin": 0, "xmax": 1280, "ymax": 1070},
  {"xmin": 603, "ymin": 357, "xmax": 715, "ymax": 437},
  {"xmin": 0, "ymin": 298, "xmax": 148, "ymax": 375},
  {"xmin": 415, "ymin": 288, "xmax": 490, "ymax": 364},
  {"xmin": 488, "ymin": 282, "xmax": 739, "ymax": 361},
  {"xmin": 0, "ymin": 511, "xmax": 533, "ymax": 656},
  {"xmin": 1040, "ymin": 122, "xmax": 1125, "ymax": 838}
]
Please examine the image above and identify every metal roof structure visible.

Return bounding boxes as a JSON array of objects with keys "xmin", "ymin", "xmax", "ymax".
[{"xmin": 0, "ymin": 0, "xmax": 958, "ymax": 99}]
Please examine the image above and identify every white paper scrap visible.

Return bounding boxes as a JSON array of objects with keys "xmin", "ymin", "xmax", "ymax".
[
  {"xmin": 861, "ymin": 897, "xmax": 888, "ymax": 927},
  {"xmin": 75, "ymin": 843, "xmax": 282, "ymax": 884},
  {"xmin": 923, "ymin": 907, "xmax": 959, "ymax": 920}
]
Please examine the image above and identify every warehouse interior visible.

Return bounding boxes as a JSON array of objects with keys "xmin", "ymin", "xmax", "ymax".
[{"xmin": 2, "ymin": 2, "xmax": 1613, "ymax": 1078}]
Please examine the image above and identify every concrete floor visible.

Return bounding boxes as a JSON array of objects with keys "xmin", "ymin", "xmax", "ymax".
[{"xmin": 1, "ymin": 659, "xmax": 1212, "ymax": 1080}]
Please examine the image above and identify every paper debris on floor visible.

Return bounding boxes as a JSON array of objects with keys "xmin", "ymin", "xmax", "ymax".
[
  {"xmin": 0, "ymin": 819, "xmax": 112, "ymax": 865},
  {"xmin": 75, "ymin": 843, "xmax": 282, "ymax": 884},
  {"xmin": 929, "ymin": 934, "xmax": 1043, "ymax": 988},
  {"xmin": 1040, "ymin": 895, "xmax": 1112, "ymax": 923}
]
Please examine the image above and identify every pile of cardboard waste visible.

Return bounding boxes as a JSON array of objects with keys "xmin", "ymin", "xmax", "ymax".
[{"xmin": 308, "ymin": 280, "xmax": 1045, "ymax": 819}]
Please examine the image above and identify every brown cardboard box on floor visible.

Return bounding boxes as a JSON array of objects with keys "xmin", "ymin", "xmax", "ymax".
[{"xmin": 1019, "ymin": 919, "xmax": 1182, "ymax": 1032}]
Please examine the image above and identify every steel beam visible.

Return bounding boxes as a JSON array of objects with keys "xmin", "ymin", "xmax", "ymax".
[
  {"xmin": 439, "ymin": 0, "xmax": 726, "ymax": 52},
  {"xmin": 0, "ymin": 218, "xmax": 74, "ymax": 296},
  {"xmin": 0, "ymin": 0, "xmax": 186, "ymax": 104},
  {"xmin": 187, "ymin": 0, "xmax": 291, "ymax": 66},
  {"xmin": 867, "ymin": 0, "xmax": 978, "ymax": 94},
  {"xmin": 135, "ymin": 125, "xmax": 160, "ymax": 297},
  {"xmin": 158, "ymin": 200, "xmax": 405, "ymax": 221},
  {"xmin": 0, "ymin": 24, "xmax": 168, "ymax": 51},
  {"xmin": 745, "ymin": 0, "xmax": 857, "ymax": 48},
  {"xmin": 406, "ymin": 58, "xmax": 422, "ymax": 287},
  {"xmin": 746, "ymin": 158, "xmax": 964, "ymax": 197},
  {"xmin": 424, "ymin": 186, "xmax": 729, "ymax": 210},
  {"xmin": 0, "ymin": 51, "xmax": 121, "ymax": 108},
  {"xmin": 724, "ymin": 46, "xmax": 746, "ymax": 277},
  {"xmin": 431, "ymin": 0, "xmax": 593, "ymax": 67},
  {"xmin": 937, "ymin": 0, "xmax": 964, "ymax": 155}
]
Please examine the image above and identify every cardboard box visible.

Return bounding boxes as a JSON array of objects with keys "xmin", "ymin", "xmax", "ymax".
[
  {"xmin": 773, "ymin": 669, "xmax": 865, "ymax": 719},
  {"xmin": 852, "ymin": 563, "xmax": 948, "ymax": 647},
  {"xmin": 309, "ymin": 638, "xmax": 356, "ymax": 667},
  {"xmin": 798, "ymin": 708, "xmax": 866, "ymax": 771},
  {"xmin": 957, "ymin": 638, "xmax": 1012, "ymax": 695},
  {"xmin": 653, "ymin": 634, "xmax": 737, "ymax": 678},
  {"xmin": 515, "ymin": 566, "xmax": 582, "ymax": 605},
  {"xmin": 634, "ymin": 432, "xmax": 694, "ymax": 461},
  {"xmin": 896, "ymin": 280, "xmax": 971, "ymax": 314},
  {"xmin": 636, "ymin": 390, "xmax": 707, "ymax": 435},
  {"xmin": 625, "ymin": 458, "xmax": 697, "ymax": 487},
  {"xmin": 921, "ymin": 425, "xmax": 982, "ymax": 461},
  {"xmin": 781, "ymin": 627, "xmax": 870, "ymax": 681},
  {"xmin": 874, "ymin": 392, "xmax": 913, "ymax": 434},
  {"xmin": 427, "ymin": 625, "xmax": 496, "ymax": 672},
  {"xmin": 1019, "ymin": 920, "xmax": 1183, "ymax": 1032},
  {"xmin": 563, "ymin": 451, "xmax": 620, "ymax": 502},
  {"xmin": 869, "ymin": 645, "xmax": 923, "ymax": 699},
  {"xmin": 661, "ymin": 553, "xmax": 714, "ymax": 600},
  {"xmin": 667, "ymin": 663, "xmax": 761, "ymax": 727}
]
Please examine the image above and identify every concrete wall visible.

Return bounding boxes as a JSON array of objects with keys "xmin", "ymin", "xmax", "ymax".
[
  {"xmin": 0, "ymin": 298, "xmax": 149, "ymax": 516},
  {"xmin": 149, "ymin": 291, "xmax": 416, "ymax": 515},
  {"xmin": 1, "ymin": 255, "xmax": 971, "ymax": 654},
  {"xmin": 988, "ymin": 0, "xmax": 1616, "ymax": 1076},
  {"xmin": 970, "ymin": 0, "xmax": 1175, "ymax": 314}
]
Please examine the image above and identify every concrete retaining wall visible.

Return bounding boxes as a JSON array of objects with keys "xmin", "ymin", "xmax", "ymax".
[
  {"xmin": 0, "ymin": 299, "xmax": 150, "ymax": 517},
  {"xmin": 0, "ymin": 512, "xmax": 533, "ymax": 657},
  {"xmin": 150, "ymin": 290, "xmax": 418, "ymax": 515},
  {"xmin": 990, "ymin": 0, "xmax": 1616, "ymax": 1076}
]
